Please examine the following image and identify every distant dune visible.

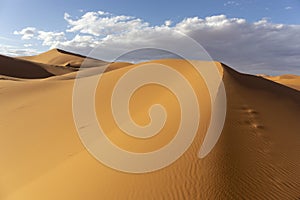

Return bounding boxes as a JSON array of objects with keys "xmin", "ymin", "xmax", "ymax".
[
  {"xmin": 0, "ymin": 54, "xmax": 54, "ymax": 78},
  {"xmin": 262, "ymin": 74, "xmax": 300, "ymax": 91},
  {"xmin": 19, "ymin": 48, "xmax": 108, "ymax": 68},
  {"xmin": 0, "ymin": 50, "xmax": 299, "ymax": 199}
]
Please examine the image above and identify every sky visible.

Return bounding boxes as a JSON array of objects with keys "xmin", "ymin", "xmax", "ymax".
[{"xmin": 0, "ymin": 0, "xmax": 300, "ymax": 75}]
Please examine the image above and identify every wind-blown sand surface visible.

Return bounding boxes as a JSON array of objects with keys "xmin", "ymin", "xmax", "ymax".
[
  {"xmin": 0, "ymin": 54, "xmax": 53, "ymax": 78},
  {"xmin": 0, "ymin": 50, "xmax": 299, "ymax": 199},
  {"xmin": 19, "ymin": 48, "xmax": 108, "ymax": 68},
  {"xmin": 263, "ymin": 74, "xmax": 300, "ymax": 91}
]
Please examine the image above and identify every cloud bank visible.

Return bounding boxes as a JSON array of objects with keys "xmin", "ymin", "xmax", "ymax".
[{"xmin": 12, "ymin": 11, "xmax": 300, "ymax": 74}]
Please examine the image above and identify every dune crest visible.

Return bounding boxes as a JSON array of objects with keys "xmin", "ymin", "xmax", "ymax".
[{"xmin": 19, "ymin": 48, "xmax": 108, "ymax": 68}]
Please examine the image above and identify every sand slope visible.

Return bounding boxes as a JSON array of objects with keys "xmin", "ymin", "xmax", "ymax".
[
  {"xmin": 263, "ymin": 74, "xmax": 300, "ymax": 91},
  {"xmin": 17, "ymin": 49, "xmax": 129, "ymax": 76},
  {"xmin": 0, "ymin": 59, "xmax": 299, "ymax": 199},
  {"xmin": 0, "ymin": 54, "xmax": 54, "ymax": 79},
  {"xmin": 19, "ymin": 48, "xmax": 108, "ymax": 68}
]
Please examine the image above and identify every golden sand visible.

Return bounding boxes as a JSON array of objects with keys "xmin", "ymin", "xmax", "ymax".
[{"xmin": 0, "ymin": 50, "xmax": 299, "ymax": 199}]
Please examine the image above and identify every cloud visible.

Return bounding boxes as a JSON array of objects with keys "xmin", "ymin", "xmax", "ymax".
[
  {"xmin": 0, "ymin": 44, "xmax": 39, "ymax": 56},
  {"xmin": 37, "ymin": 31, "xmax": 66, "ymax": 48},
  {"xmin": 13, "ymin": 12, "xmax": 300, "ymax": 75},
  {"xmin": 164, "ymin": 20, "xmax": 173, "ymax": 27},
  {"xmin": 24, "ymin": 44, "xmax": 33, "ymax": 47},
  {"xmin": 13, "ymin": 27, "xmax": 36, "ymax": 40},
  {"xmin": 224, "ymin": 1, "xmax": 240, "ymax": 6},
  {"xmin": 285, "ymin": 6, "xmax": 292, "ymax": 10},
  {"xmin": 64, "ymin": 11, "xmax": 149, "ymax": 37},
  {"xmin": 174, "ymin": 16, "xmax": 300, "ymax": 74}
]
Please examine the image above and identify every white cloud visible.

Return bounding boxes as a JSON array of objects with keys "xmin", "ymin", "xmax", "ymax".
[
  {"xmin": 164, "ymin": 20, "xmax": 172, "ymax": 27},
  {"xmin": 0, "ymin": 44, "xmax": 39, "ymax": 57},
  {"xmin": 24, "ymin": 44, "xmax": 33, "ymax": 47},
  {"xmin": 60, "ymin": 34, "xmax": 98, "ymax": 48},
  {"xmin": 13, "ymin": 27, "xmax": 36, "ymax": 40},
  {"xmin": 64, "ymin": 11, "xmax": 149, "ymax": 37},
  {"xmin": 224, "ymin": 1, "xmax": 240, "ymax": 6},
  {"xmin": 285, "ymin": 6, "xmax": 292, "ymax": 10},
  {"xmin": 12, "ymin": 12, "xmax": 300, "ymax": 75},
  {"xmin": 37, "ymin": 31, "xmax": 66, "ymax": 48}
]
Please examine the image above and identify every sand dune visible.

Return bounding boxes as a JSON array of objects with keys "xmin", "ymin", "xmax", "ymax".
[
  {"xmin": 0, "ymin": 55, "xmax": 299, "ymax": 199},
  {"xmin": 19, "ymin": 48, "xmax": 108, "ymax": 68},
  {"xmin": 0, "ymin": 49, "xmax": 122, "ymax": 79},
  {"xmin": 17, "ymin": 49, "xmax": 130, "ymax": 77},
  {"xmin": 44, "ymin": 62, "xmax": 133, "ymax": 81},
  {"xmin": 262, "ymin": 74, "xmax": 300, "ymax": 91},
  {"xmin": 0, "ymin": 54, "xmax": 54, "ymax": 78}
]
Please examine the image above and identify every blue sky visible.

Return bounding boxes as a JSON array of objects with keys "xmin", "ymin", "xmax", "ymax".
[
  {"xmin": 1, "ymin": 0, "xmax": 299, "ymax": 29},
  {"xmin": 0, "ymin": 0, "xmax": 300, "ymax": 74}
]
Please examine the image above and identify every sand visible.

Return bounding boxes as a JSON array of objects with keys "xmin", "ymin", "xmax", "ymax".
[
  {"xmin": 0, "ymin": 54, "xmax": 53, "ymax": 78},
  {"xmin": 262, "ymin": 74, "xmax": 300, "ymax": 91},
  {"xmin": 19, "ymin": 48, "xmax": 108, "ymax": 69},
  {"xmin": 0, "ymin": 50, "xmax": 299, "ymax": 199}
]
